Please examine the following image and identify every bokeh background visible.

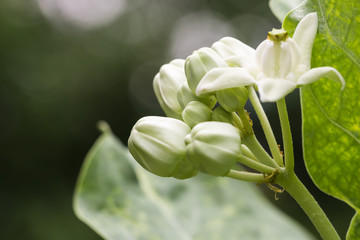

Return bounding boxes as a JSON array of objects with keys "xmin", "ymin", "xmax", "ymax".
[{"xmin": 0, "ymin": 0, "xmax": 354, "ymax": 239}]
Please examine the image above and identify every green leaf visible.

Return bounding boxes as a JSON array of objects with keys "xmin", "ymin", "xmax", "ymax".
[
  {"xmin": 269, "ymin": 0, "xmax": 303, "ymax": 22},
  {"xmin": 283, "ymin": 0, "xmax": 360, "ymax": 238},
  {"xmin": 74, "ymin": 130, "xmax": 314, "ymax": 240},
  {"xmin": 347, "ymin": 214, "xmax": 360, "ymax": 239}
]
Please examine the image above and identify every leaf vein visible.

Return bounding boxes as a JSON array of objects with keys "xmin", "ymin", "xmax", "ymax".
[
  {"xmin": 318, "ymin": 173, "xmax": 359, "ymax": 210},
  {"xmin": 134, "ymin": 165, "xmax": 192, "ymax": 240},
  {"xmin": 317, "ymin": 0, "xmax": 360, "ymax": 69},
  {"xmin": 308, "ymin": 86, "xmax": 360, "ymax": 144}
]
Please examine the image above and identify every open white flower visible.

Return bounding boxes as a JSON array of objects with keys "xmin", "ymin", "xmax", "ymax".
[{"xmin": 196, "ymin": 12, "xmax": 345, "ymax": 102}]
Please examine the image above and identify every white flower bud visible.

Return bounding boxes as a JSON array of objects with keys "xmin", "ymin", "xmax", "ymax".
[
  {"xmin": 182, "ymin": 101, "xmax": 212, "ymax": 128},
  {"xmin": 185, "ymin": 122, "xmax": 241, "ymax": 176},
  {"xmin": 211, "ymin": 106, "xmax": 234, "ymax": 124},
  {"xmin": 153, "ymin": 59, "xmax": 187, "ymax": 119},
  {"xmin": 211, "ymin": 37, "xmax": 256, "ymax": 67},
  {"xmin": 216, "ymin": 86, "xmax": 248, "ymax": 112},
  {"xmin": 128, "ymin": 116, "xmax": 197, "ymax": 179},
  {"xmin": 185, "ymin": 47, "xmax": 228, "ymax": 95},
  {"xmin": 177, "ymin": 81, "xmax": 216, "ymax": 109}
]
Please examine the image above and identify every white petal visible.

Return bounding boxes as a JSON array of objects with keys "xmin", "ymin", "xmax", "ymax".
[
  {"xmin": 292, "ymin": 12, "xmax": 318, "ymax": 68},
  {"xmin": 297, "ymin": 67, "xmax": 345, "ymax": 90},
  {"xmin": 286, "ymin": 38, "xmax": 301, "ymax": 73},
  {"xmin": 256, "ymin": 40, "xmax": 276, "ymax": 77},
  {"xmin": 257, "ymin": 78, "xmax": 297, "ymax": 102},
  {"xmin": 279, "ymin": 40, "xmax": 292, "ymax": 77},
  {"xmin": 196, "ymin": 67, "xmax": 255, "ymax": 96}
]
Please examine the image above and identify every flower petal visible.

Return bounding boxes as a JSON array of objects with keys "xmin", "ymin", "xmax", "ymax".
[
  {"xmin": 297, "ymin": 67, "xmax": 345, "ymax": 90},
  {"xmin": 255, "ymin": 40, "xmax": 274, "ymax": 77},
  {"xmin": 286, "ymin": 38, "xmax": 301, "ymax": 73},
  {"xmin": 257, "ymin": 78, "xmax": 297, "ymax": 102},
  {"xmin": 185, "ymin": 47, "xmax": 228, "ymax": 93},
  {"xmin": 292, "ymin": 12, "xmax": 318, "ymax": 68},
  {"xmin": 196, "ymin": 67, "xmax": 255, "ymax": 96}
]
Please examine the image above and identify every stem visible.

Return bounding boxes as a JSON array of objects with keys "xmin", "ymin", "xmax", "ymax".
[
  {"xmin": 247, "ymin": 86, "xmax": 283, "ymax": 167},
  {"xmin": 277, "ymin": 172, "xmax": 340, "ymax": 240},
  {"xmin": 237, "ymin": 109, "xmax": 253, "ymax": 134},
  {"xmin": 238, "ymin": 155, "xmax": 275, "ymax": 174},
  {"xmin": 276, "ymin": 98, "xmax": 294, "ymax": 171},
  {"xmin": 242, "ymin": 134, "xmax": 278, "ymax": 168},
  {"xmin": 240, "ymin": 144, "xmax": 257, "ymax": 161},
  {"xmin": 232, "ymin": 112, "xmax": 244, "ymax": 130},
  {"xmin": 227, "ymin": 170, "xmax": 265, "ymax": 183}
]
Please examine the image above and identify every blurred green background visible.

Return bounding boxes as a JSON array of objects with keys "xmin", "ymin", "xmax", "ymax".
[{"xmin": 0, "ymin": 0, "xmax": 354, "ymax": 239}]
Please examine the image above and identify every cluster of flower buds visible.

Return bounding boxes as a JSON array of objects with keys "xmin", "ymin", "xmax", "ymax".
[
  {"xmin": 128, "ymin": 12, "xmax": 344, "ymax": 180},
  {"xmin": 129, "ymin": 47, "xmax": 247, "ymax": 178}
]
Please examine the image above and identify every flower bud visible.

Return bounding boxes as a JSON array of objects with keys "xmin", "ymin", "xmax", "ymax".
[
  {"xmin": 211, "ymin": 37, "xmax": 256, "ymax": 67},
  {"xmin": 128, "ymin": 116, "xmax": 197, "ymax": 179},
  {"xmin": 153, "ymin": 59, "xmax": 187, "ymax": 120},
  {"xmin": 177, "ymin": 81, "xmax": 216, "ymax": 109},
  {"xmin": 185, "ymin": 122, "xmax": 241, "ymax": 176},
  {"xmin": 182, "ymin": 101, "xmax": 212, "ymax": 128},
  {"xmin": 211, "ymin": 106, "xmax": 233, "ymax": 124},
  {"xmin": 185, "ymin": 47, "xmax": 228, "ymax": 95},
  {"xmin": 216, "ymin": 86, "xmax": 248, "ymax": 112}
]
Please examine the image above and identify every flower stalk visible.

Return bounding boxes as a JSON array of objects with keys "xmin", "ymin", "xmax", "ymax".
[
  {"xmin": 237, "ymin": 109, "xmax": 253, "ymax": 135},
  {"xmin": 237, "ymin": 155, "xmax": 276, "ymax": 174},
  {"xmin": 276, "ymin": 171, "xmax": 340, "ymax": 240},
  {"xmin": 276, "ymin": 98, "xmax": 294, "ymax": 171},
  {"xmin": 247, "ymin": 86, "xmax": 283, "ymax": 167},
  {"xmin": 241, "ymin": 134, "xmax": 278, "ymax": 168},
  {"xmin": 227, "ymin": 170, "xmax": 265, "ymax": 183}
]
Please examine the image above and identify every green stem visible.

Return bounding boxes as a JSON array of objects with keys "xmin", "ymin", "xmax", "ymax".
[
  {"xmin": 232, "ymin": 112, "xmax": 244, "ymax": 130},
  {"xmin": 247, "ymin": 86, "xmax": 283, "ymax": 167},
  {"xmin": 242, "ymin": 134, "xmax": 278, "ymax": 168},
  {"xmin": 238, "ymin": 155, "xmax": 275, "ymax": 174},
  {"xmin": 277, "ymin": 172, "xmax": 340, "ymax": 240},
  {"xmin": 227, "ymin": 170, "xmax": 265, "ymax": 183},
  {"xmin": 276, "ymin": 98, "xmax": 294, "ymax": 171},
  {"xmin": 240, "ymin": 145, "xmax": 257, "ymax": 161},
  {"xmin": 237, "ymin": 109, "xmax": 253, "ymax": 134}
]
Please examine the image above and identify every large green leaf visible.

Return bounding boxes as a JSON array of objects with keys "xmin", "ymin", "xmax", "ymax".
[
  {"xmin": 269, "ymin": 0, "xmax": 303, "ymax": 22},
  {"xmin": 347, "ymin": 214, "xmax": 360, "ymax": 239},
  {"xmin": 282, "ymin": 0, "xmax": 360, "ymax": 238},
  {"xmin": 74, "ymin": 128, "xmax": 314, "ymax": 240}
]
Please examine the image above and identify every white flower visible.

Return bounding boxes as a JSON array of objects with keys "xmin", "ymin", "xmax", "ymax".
[{"xmin": 196, "ymin": 13, "xmax": 345, "ymax": 102}]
